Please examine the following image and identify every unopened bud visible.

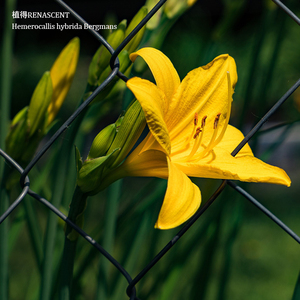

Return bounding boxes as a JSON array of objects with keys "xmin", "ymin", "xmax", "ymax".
[
  {"xmin": 164, "ymin": 0, "xmax": 197, "ymax": 19},
  {"xmin": 88, "ymin": 21, "xmax": 126, "ymax": 86},
  {"xmin": 5, "ymin": 107, "xmax": 28, "ymax": 160},
  {"xmin": 47, "ymin": 37, "xmax": 80, "ymax": 124},
  {"xmin": 106, "ymin": 100, "xmax": 146, "ymax": 168},
  {"xmin": 27, "ymin": 71, "xmax": 53, "ymax": 137},
  {"xmin": 77, "ymin": 148, "xmax": 120, "ymax": 194},
  {"xmin": 87, "ymin": 123, "xmax": 117, "ymax": 159},
  {"xmin": 145, "ymin": 0, "xmax": 163, "ymax": 30},
  {"xmin": 92, "ymin": 49, "xmax": 131, "ymax": 103},
  {"xmin": 124, "ymin": 7, "xmax": 148, "ymax": 54}
]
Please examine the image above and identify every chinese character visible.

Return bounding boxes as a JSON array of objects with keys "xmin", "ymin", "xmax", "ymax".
[
  {"xmin": 20, "ymin": 11, "xmax": 28, "ymax": 19},
  {"xmin": 12, "ymin": 11, "xmax": 20, "ymax": 19}
]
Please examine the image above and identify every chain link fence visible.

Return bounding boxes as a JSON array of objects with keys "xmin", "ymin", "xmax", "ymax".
[{"xmin": 0, "ymin": 0, "xmax": 300, "ymax": 299}]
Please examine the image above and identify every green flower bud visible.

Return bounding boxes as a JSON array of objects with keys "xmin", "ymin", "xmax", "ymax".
[
  {"xmin": 124, "ymin": 7, "xmax": 148, "ymax": 54},
  {"xmin": 106, "ymin": 100, "xmax": 146, "ymax": 169},
  {"xmin": 145, "ymin": 0, "xmax": 163, "ymax": 30},
  {"xmin": 76, "ymin": 100, "xmax": 145, "ymax": 195},
  {"xmin": 115, "ymin": 114, "xmax": 124, "ymax": 129},
  {"xmin": 87, "ymin": 123, "xmax": 117, "ymax": 159},
  {"xmin": 164, "ymin": 0, "xmax": 197, "ymax": 19},
  {"xmin": 77, "ymin": 148, "xmax": 120, "ymax": 194},
  {"xmin": 5, "ymin": 106, "xmax": 28, "ymax": 160},
  {"xmin": 92, "ymin": 49, "xmax": 131, "ymax": 103},
  {"xmin": 88, "ymin": 21, "xmax": 127, "ymax": 86},
  {"xmin": 27, "ymin": 71, "xmax": 53, "ymax": 137}
]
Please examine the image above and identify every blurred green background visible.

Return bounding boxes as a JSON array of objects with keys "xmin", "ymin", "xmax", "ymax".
[{"xmin": 1, "ymin": 0, "xmax": 300, "ymax": 299}]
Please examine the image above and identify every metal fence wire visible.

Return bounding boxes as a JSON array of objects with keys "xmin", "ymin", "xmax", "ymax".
[{"xmin": 0, "ymin": 0, "xmax": 300, "ymax": 299}]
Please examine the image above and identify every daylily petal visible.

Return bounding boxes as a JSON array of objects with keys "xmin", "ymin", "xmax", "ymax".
[
  {"xmin": 117, "ymin": 149, "xmax": 168, "ymax": 179},
  {"xmin": 174, "ymin": 124, "xmax": 290, "ymax": 186},
  {"xmin": 155, "ymin": 157, "xmax": 201, "ymax": 229},
  {"xmin": 215, "ymin": 125, "xmax": 253, "ymax": 157},
  {"xmin": 127, "ymin": 77, "xmax": 171, "ymax": 155},
  {"xmin": 130, "ymin": 47, "xmax": 181, "ymax": 101},
  {"xmin": 167, "ymin": 54, "xmax": 237, "ymax": 144},
  {"xmin": 175, "ymin": 149, "xmax": 291, "ymax": 187}
]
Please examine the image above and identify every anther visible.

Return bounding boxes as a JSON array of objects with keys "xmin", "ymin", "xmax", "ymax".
[
  {"xmin": 194, "ymin": 113, "xmax": 198, "ymax": 126},
  {"xmin": 201, "ymin": 116, "xmax": 207, "ymax": 128},
  {"xmin": 193, "ymin": 127, "xmax": 201, "ymax": 139},
  {"xmin": 214, "ymin": 113, "xmax": 221, "ymax": 129}
]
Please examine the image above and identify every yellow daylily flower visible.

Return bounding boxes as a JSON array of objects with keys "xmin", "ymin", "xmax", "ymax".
[
  {"xmin": 47, "ymin": 37, "xmax": 80, "ymax": 124},
  {"xmin": 108, "ymin": 48, "xmax": 291, "ymax": 230}
]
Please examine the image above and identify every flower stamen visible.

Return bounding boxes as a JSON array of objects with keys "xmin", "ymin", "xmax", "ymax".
[
  {"xmin": 209, "ymin": 71, "xmax": 232, "ymax": 148},
  {"xmin": 185, "ymin": 113, "xmax": 199, "ymax": 147},
  {"xmin": 214, "ymin": 113, "xmax": 221, "ymax": 129},
  {"xmin": 186, "ymin": 115, "xmax": 207, "ymax": 161},
  {"xmin": 196, "ymin": 71, "xmax": 233, "ymax": 160},
  {"xmin": 193, "ymin": 127, "xmax": 201, "ymax": 139},
  {"xmin": 194, "ymin": 113, "xmax": 198, "ymax": 126},
  {"xmin": 196, "ymin": 113, "xmax": 221, "ymax": 159}
]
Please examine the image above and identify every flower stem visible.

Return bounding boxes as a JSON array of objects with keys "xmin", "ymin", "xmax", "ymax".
[{"xmin": 59, "ymin": 186, "xmax": 88, "ymax": 300}]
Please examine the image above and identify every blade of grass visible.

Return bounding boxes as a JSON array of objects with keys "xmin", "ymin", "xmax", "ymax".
[
  {"xmin": 23, "ymin": 197, "xmax": 44, "ymax": 270},
  {"xmin": 260, "ymin": 122, "xmax": 294, "ymax": 162},
  {"xmin": 95, "ymin": 180, "xmax": 122, "ymax": 300},
  {"xmin": 157, "ymin": 266, "xmax": 182, "ymax": 300},
  {"xmin": 217, "ymin": 196, "xmax": 244, "ymax": 300},
  {"xmin": 190, "ymin": 209, "xmax": 222, "ymax": 300},
  {"xmin": 257, "ymin": 6, "xmax": 287, "ymax": 112},
  {"xmin": 8, "ymin": 204, "xmax": 25, "ymax": 253},
  {"xmin": 238, "ymin": 8, "xmax": 272, "ymax": 129},
  {"xmin": 0, "ymin": 0, "xmax": 17, "ymax": 296},
  {"xmin": 292, "ymin": 271, "xmax": 300, "ymax": 300},
  {"xmin": 0, "ymin": 0, "xmax": 16, "ymax": 174},
  {"xmin": 0, "ymin": 169, "xmax": 9, "ymax": 300},
  {"xmin": 111, "ymin": 212, "xmax": 151, "ymax": 300}
]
